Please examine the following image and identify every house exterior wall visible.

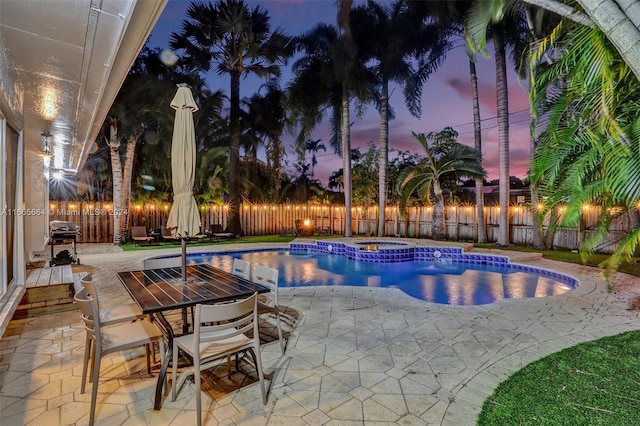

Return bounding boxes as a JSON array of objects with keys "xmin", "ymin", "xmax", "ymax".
[{"xmin": 0, "ymin": 20, "xmax": 27, "ymax": 337}]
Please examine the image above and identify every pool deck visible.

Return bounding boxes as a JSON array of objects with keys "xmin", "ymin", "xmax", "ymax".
[{"xmin": 1, "ymin": 239, "xmax": 639, "ymax": 425}]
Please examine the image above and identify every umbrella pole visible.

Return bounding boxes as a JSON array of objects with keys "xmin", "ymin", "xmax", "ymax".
[
  {"xmin": 181, "ymin": 237, "xmax": 189, "ymax": 334},
  {"xmin": 181, "ymin": 238, "xmax": 187, "ymax": 283}
]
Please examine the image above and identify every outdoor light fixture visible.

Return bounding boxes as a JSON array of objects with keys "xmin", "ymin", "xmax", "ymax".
[{"xmin": 41, "ymin": 131, "xmax": 53, "ymax": 167}]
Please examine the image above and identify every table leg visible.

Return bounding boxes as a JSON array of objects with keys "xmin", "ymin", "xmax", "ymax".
[
  {"xmin": 152, "ymin": 312, "xmax": 174, "ymax": 410},
  {"xmin": 181, "ymin": 308, "xmax": 189, "ymax": 335}
]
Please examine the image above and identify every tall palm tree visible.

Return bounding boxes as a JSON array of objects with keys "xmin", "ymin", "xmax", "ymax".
[
  {"xmin": 104, "ymin": 46, "xmax": 202, "ymax": 244},
  {"xmin": 492, "ymin": 24, "xmax": 511, "ymax": 246},
  {"xmin": 305, "ymin": 138, "xmax": 326, "ymax": 179},
  {"xmin": 171, "ymin": 0, "xmax": 290, "ymax": 235},
  {"xmin": 419, "ymin": 0, "xmax": 488, "ymax": 242},
  {"xmin": 465, "ymin": 1, "xmax": 529, "ymax": 246},
  {"xmin": 398, "ymin": 129, "xmax": 486, "ymax": 240},
  {"xmin": 351, "ymin": 0, "xmax": 452, "ymax": 237},
  {"xmin": 468, "ymin": 58, "xmax": 487, "ymax": 242},
  {"xmin": 288, "ymin": 22, "xmax": 371, "ymax": 236}
]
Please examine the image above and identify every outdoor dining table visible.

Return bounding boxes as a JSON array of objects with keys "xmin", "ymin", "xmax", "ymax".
[{"xmin": 117, "ymin": 263, "xmax": 270, "ymax": 410}]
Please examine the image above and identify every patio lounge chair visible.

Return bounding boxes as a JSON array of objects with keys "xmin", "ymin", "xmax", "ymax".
[
  {"xmin": 160, "ymin": 225, "xmax": 181, "ymax": 243},
  {"xmin": 317, "ymin": 226, "xmax": 332, "ymax": 236},
  {"xmin": 208, "ymin": 224, "xmax": 234, "ymax": 240},
  {"xmin": 131, "ymin": 226, "xmax": 155, "ymax": 246},
  {"xmin": 280, "ymin": 222, "xmax": 295, "ymax": 237}
]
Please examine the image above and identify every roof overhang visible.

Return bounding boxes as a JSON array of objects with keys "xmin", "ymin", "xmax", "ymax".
[{"xmin": 0, "ymin": 0, "xmax": 167, "ymax": 173}]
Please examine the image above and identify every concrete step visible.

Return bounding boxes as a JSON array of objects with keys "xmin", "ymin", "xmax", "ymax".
[{"xmin": 13, "ymin": 269, "xmax": 82, "ymax": 319}]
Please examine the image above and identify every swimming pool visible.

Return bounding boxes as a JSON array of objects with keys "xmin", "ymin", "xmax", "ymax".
[{"xmin": 162, "ymin": 246, "xmax": 577, "ymax": 306}]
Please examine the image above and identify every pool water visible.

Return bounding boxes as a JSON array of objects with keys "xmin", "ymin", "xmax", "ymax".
[{"xmin": 183, "ymin": 250, "xmax": 576, "ymax": 306}]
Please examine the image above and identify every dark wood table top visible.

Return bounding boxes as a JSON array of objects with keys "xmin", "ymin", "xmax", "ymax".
[{"xmin": 117, "ymin": 264, "xmax": 269, "ymax": 315}]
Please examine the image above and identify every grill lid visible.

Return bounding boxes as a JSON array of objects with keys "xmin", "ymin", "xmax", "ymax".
[{"xmin": 50, "ymin": 221, "xmax": 80, "ymax": 234}]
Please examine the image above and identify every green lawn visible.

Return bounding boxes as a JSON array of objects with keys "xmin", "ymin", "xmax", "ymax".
[
  {"xmin": 478, "ymin": 330, "xmax": 640, "ymax": 426},
  {"xmin": 473, "ymin": 243, "xmax": 640, "ymax": 277},
  {"xmin": 121, "ymin": 233, "xmax": 341, "ymax": 251},
  {"xmin": 473, "ymin": 244, "xmax": 640, "ymax": 425}
]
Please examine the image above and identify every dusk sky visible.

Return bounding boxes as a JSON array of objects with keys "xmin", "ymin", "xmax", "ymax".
[{"xmin": 150, "ymin": 0, "xmax": 532, "ymax": 185}]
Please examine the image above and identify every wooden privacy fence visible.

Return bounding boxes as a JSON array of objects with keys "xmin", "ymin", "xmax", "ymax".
[{"xmin": 48, "ymin": 201, "xmax": 630, "ymax": 253}]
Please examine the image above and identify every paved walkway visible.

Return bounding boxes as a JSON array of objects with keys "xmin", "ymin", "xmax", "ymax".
[{"xmin": 1, "ymin": 241, "xmax": 639, "ymax": 425}]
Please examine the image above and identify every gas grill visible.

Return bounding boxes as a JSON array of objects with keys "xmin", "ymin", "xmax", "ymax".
[{"xmin": 49, "ymin": 221, "xmax": 80, "ymax": 266}]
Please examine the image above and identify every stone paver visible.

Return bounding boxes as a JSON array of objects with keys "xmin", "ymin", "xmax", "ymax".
[{"xmin": 1, "ymin": 240, "xmax": 639, "ymax": 425}]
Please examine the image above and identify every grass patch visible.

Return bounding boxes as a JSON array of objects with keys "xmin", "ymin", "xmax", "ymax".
[
  {"xmin": 478, "ymin": 330, "xmax": 640, "ymax": 426},
  {"xmin": 121, "ymin": 234, "xmax": 341, "ymax": 251},
  {"xmin": 473, "ymin": 243, "xmax": 640, "ymax": 277}
]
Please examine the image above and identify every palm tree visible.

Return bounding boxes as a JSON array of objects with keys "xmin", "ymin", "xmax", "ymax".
[
  {"xmin": 104, "ymin": 46, "xmax": 202, "ymax": 244},
  {"xmin": 492, "ymin": 24, "xmax": 511, "ymax": 246},
  {"xmin": 171, "ymin": 0, "xmax": 290, "ymax": 235},
  {"xmin": 304, "ymin": 138, "xmax": 326, "ymax": 179},
  {"xmin": 419, "ymin": 0, "xmax": 488, "ymax": 242},
  {"xmin": 288, "ymin": 21, "xmax": 371, "ymax": 236},
  {"xmin": 465, "ymin": 1, "xmax": 529, "ymax": 246},
  {"xmin": 398, "ymin": 129, "xmax": 486, "ymax": 240},
  {"xmin": 530, "ymin": 20, "xmax": 640, "ymax": 277},
  {"xmin": 351, "ymin": 0, "xmax": 452, "ymax": 237},
  {"xmin": 514, "ymin": 0, "xmax": 640, "ymax": 81},
  {"xmin": 242, "ymin": 80, "xmax": 288, "ymax": 202}
]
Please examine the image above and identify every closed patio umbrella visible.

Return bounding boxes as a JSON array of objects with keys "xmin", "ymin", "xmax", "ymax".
[{"xmin": 166, "ymin": 83, "xmax": 200, "ymax": 283}]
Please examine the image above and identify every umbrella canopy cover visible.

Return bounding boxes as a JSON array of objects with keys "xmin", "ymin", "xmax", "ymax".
[{"xmin": 166, "ymin": 84, "xmax": 201, "ymax": 238}]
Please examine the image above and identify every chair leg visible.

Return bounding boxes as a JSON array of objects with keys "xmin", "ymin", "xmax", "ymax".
[
  {"xmin": 247, "ymin": 347, "xmax": 267, "ymax": 404},
  {"xmin": 146, "ymin": 343, "xmax": 151, "ymax": 374},
  {"xmin": 88, "ymin": 339, "xmax": 96, "ymax": 384},
  {"xmin": 275, "ymin": 311, "xmax": 285, "ymax": 354},
  {"xmin": 194, "ymin": 356, "xmax": 202, "ymax": 426},
  {"xmin": 171, "ymin": 343, "xmax": 179, "ymax": 401},
  {"xmin": 81, "ymin": 335, "xmax": 91, "ymax": 394},
  {"xmin": 89, "ymin": 349, "xmax": 102, "ymax": 426}
]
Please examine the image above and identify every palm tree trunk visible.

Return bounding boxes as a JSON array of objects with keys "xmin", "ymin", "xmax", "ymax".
[
  {"xmin": 433, "ymin": 182, "xmax": 446, "ymax": 240},
  {"xmin": 544, "ymin": 208, "xmax": 558, "ymax": 249},
  {"xmin": 495, "ymin": 30, "xmax": 510, "ymax": 246},
  {"xmin": 228, "ymin": 70, "xmax": 242, "ymax": 235},
  {"xmin": 470, "ymin": 60, "xmax": 486, "ymax": 243},
  {"xmin": 342, "ymin": 86, "xmax": 352, "ymax": 237},
  {"xmin": 270, "ymin": 137, "xmax": 282, "ymax": 201},
  {"xmin": 517, "ymin": 0, "xmax": 640, "ymax": 87},
  {"xmin": 377, "ymin": 79, "xmax": 389, "ymax": 237},
  {"xmin": 108, "ymin": 123, "xmax": 123, "ymax": 245},
  {"xmin": 119, "ymin": 135, "xmax": 138, "ymax": 243}
]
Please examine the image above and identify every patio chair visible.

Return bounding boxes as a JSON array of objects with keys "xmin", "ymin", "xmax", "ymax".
[
  {"xmin": 280, "ymin": 222, "xmax": 295, "ymax": 237},
  {"xmin": 294, "ymin": 219, "xmax": 303, "ymax": 236},
  {"xmin": 79, "ymin": 274, "xmax": 157, "ymax": 374},
  {"xmin": 209, "ymin": 223, "xmax": 234, "ymax": 240},
  {"xmin": 317, "ymin": 226, "xmax": 332, "ymax": 236},
  {"xmin": 171, "ymin": 293, "xmax": 267, "ymax": 426},
  {"xmin": 80, "ymin": 273, "xmax": 144, "ymax": 325},
  {"xmin": 75, "ymin": 288, "xmax": 164, "ymax": 426},
  {"xmin": 131, "ymin": 226, "xmax": 155, "ymax": 246},
  {"xmin": 231, "ymin": 258, "xmax": 251, "ymax": 280},
  {"xmin": 253, "ymin": 265, "xmax": 285, "ymax": 354},
  {"xmin": 160, "ymin": 225, "xmax": 181, "ymax": 243}
]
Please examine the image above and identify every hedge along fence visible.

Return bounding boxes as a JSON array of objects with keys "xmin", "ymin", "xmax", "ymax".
[{"xmin": 47, "ymin": 201, "xmax": 630, "ymax": 253}]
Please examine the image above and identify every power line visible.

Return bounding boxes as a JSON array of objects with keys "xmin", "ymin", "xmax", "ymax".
[{"xmin": 300, "ymin": 108, "xmax": 531, "ymax": 163}]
